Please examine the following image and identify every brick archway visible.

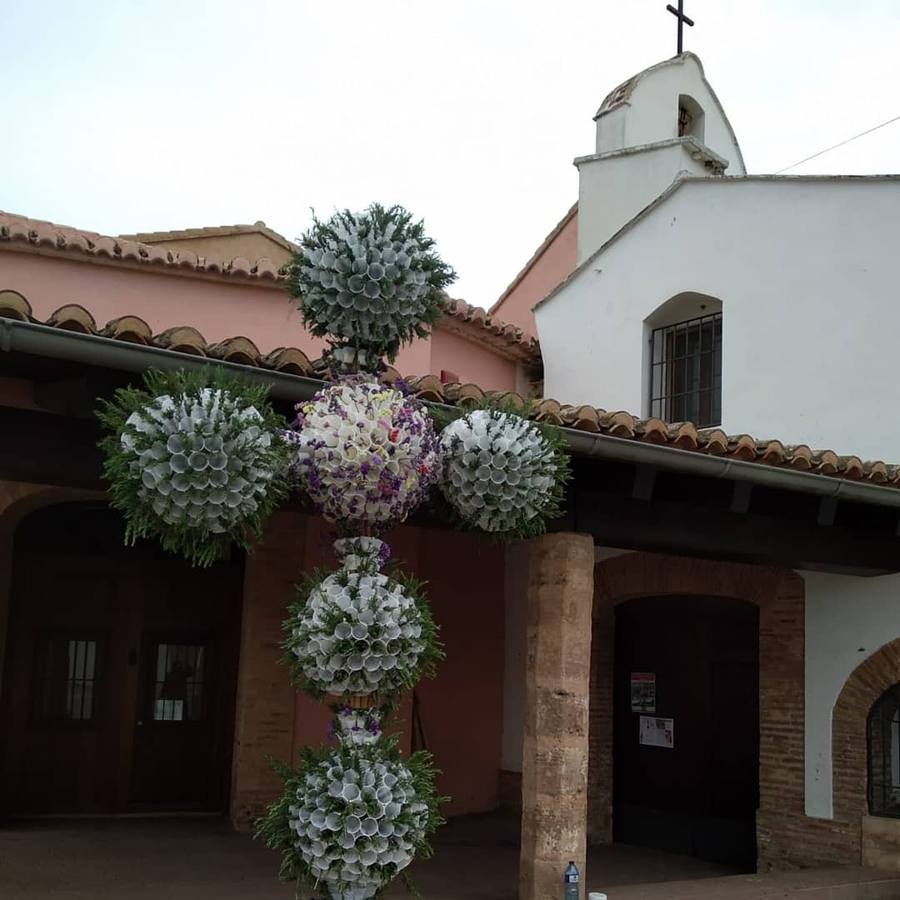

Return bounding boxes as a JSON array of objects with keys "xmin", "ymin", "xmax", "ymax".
[
  {"xmin": 589, "ymin": 551, "xmax": 805, "ymax": 871},
  {"xmin": 833, "ymin": 638, "xmax": 900, "ymax": 829}
]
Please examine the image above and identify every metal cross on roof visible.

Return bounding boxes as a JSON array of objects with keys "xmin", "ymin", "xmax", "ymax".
[{"xmin": 666, "ymin": 0, "xmax": 694, "ymax": 55}]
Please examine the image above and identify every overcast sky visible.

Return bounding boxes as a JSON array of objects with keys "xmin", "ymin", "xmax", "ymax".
[{"xmin": 3, "ymin": 1, "xmax": 899, "ymax": 308}]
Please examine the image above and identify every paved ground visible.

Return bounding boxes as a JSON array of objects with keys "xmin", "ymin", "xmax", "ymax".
[{"xmin": 0, "ymin": 814, "xmax": 898, "ymax": 899}]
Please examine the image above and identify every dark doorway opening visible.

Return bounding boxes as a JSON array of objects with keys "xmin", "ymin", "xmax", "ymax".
[
  {"xmin": 0, "ymin": 503, "xmax": 243, "ymax": 815},
  {"xmin": 613, "ymin": 595, "xmax": 759, "ymax": 870}
]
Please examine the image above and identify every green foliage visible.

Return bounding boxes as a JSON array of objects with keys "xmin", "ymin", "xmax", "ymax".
[
  {"xmin": 256, "ymin": 738, "xmax": 446, "ymax": 897},
  {"xmin": 286, "ymin": 203, "xmax": 456, "ymax": 365},
  {"xmin": 96, "ymin": 367, "xmax": 290, "ymax": 567}
]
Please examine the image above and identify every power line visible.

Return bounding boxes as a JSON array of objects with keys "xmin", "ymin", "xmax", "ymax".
[{"xmin": 775, "ymin": 113, "xmax": 900, "ymax": 174}]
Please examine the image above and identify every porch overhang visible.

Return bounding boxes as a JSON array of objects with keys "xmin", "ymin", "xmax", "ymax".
[{"xmin": 3, "ymin": 316, "xmax": 900, "ymax": 575}]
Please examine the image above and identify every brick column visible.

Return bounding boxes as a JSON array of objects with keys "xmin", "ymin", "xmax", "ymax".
[
  {"xmin": 230, "ymin": 511, "xmax": 306, "ymax": 830},
  {"xmin": 520, "ymin": 533, "xmax": 594, "ymax": 900}
]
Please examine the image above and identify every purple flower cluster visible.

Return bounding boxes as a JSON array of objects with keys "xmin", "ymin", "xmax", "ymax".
[{"xmin": 289, "ymin": 380, "xmax": 440, "ymax": 532}]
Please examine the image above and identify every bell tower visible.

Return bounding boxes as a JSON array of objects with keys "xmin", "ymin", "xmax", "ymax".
[{"xmin": 577, "ymin": 53, "xmax": 745, "ymax": 263}]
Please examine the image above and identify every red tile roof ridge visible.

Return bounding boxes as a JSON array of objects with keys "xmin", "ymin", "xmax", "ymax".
[
  {"xmin": 119, "ymin": 221, "xmax": 297, "ymax": 253},
  {"xmin": 0, "ymin": 211, "xmax": 539, "ymax": 361}
]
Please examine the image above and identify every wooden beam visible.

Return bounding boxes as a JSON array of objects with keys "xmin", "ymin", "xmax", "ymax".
[
  {"xmin": 631, "ymin": 465, "xmax": 657, "ymax": 502},
  {"xmin": 817, "ymin": 496, "xmax": 839, "ymax": 527},
  {"xmin": 730, "ymin": 481, "xmax": 754, "ymax": 514},
  {"xmin": 573, "ymin": 490, "xmax": 900, "ymax": 576},
  {"xmin": 0, "ymin": 406, "xmax": 104, "ymax": 490}
]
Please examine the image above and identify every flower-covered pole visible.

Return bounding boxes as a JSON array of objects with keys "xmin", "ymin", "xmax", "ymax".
[
  {"xmin": 259, "ymin": 205, "xmax": 453, "ymax": 900},
  {"xmin": 258, "ymin": 204, "xmax": 570, "ymax": 898}
]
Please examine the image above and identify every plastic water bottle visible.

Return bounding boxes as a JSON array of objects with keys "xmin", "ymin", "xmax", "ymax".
[{"xmin": 564, "ymin": 861, "xmax": 579, "ymax": 900}]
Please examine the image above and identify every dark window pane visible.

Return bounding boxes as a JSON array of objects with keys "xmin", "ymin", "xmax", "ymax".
[
  {"xmin": 869, "ymin": 686, "xmax": 900, "ymax": 818},
  {"xmin": 152, "ymin": 643, "xmax": 206, "ymax": 722},
  {"xmin": 35, "ymin": 636, "xmax": 101, "ymax": 721},
  {"xmin": 649, "ymin": 312, "xmax": 722, "ymax": 427}
]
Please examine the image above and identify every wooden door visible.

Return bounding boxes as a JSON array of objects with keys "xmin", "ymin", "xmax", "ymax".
[
  {"xmin": 612, "ymin": 595, "xmax": 759, "ymax": 869},
  {"xmin": 0, "ymin": 503, "xmax": 242, "ymax": 816},
  {"xmin": 128, "ymin": 563, "xmax": 241, "ymax": 811},
  {"xmin": 0, "ymin": 561, "xmax": 135, "ymax": 814}
]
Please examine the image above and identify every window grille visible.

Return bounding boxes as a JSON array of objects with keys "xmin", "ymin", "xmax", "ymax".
[
  {"xmin": 869, "ymin": 685, "xmax": 900, "ymax": 818},
  {"xmin": 649, "ymin": 312, "xmax": 722, "ymax": 426},
  {"xmin": 152, "ymin": 643, "xmax": 206, "ymax": 722},
  {"xmin": 35, "ymin": 635, "xmax": 102, "ymax": 721}
]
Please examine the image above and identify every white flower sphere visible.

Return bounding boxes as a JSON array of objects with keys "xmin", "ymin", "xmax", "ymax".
[
  {"xmin": 287, "ymin": 538, "xmax": 437, "ymax": 699},
  {"xmin": 287, "ymin": 204, "xmax": 455, "ymax": 360},
  {"xmin": 287, "ymin": 748, "xmax": 433, "ymax": 897},
  {"xmin": 439, "ymin": 408, "xmax": 564, "ymax": 535},
  {"xmin": 290, "ymin": 381, "xmax": 440, "ymax": 530},
  {"xmin": 120, "ymin": 388, "xmax": 276, "ymax": 535}
]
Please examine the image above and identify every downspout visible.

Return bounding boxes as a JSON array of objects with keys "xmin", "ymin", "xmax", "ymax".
[{"xmin": 3, "ymin": 318, "xmax": 900, "ymax": 511}]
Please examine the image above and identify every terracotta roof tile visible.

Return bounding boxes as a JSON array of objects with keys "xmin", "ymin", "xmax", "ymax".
[
  {"xmin": 4, "ymin": 295, "xmax": 900, "ymax": 495},
  {"xmin": 101, "ymin": 315, "xmax": 152, "ymax": 344},
  {"xmin": 0, "ymin": 211, "xmax": 538, "ymax": 362},
  {"xmin": 0, "ymin": 289, "xmax": 31, "ymax": 321}
]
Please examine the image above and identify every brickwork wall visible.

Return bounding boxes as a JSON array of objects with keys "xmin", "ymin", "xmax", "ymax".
[
  {"xmin": 757, "ymin": 639, "xmax": 900, "ymax": 868},
  {"xmin": 590, "ymin": 552, "xmax": 808, "ymax": 869},
  {"xmin": 229, "ymin": 510, "xmax": 306, "ymax": 830}
]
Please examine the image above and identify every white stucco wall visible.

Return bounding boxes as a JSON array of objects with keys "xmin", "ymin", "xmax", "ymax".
[
  {"xmin": 575, "ymin": 141, "xmax": 712, "ymax": 264},
  {"xmin": 595, "ymin": 54, "xmax": 744, "ymax": 175},
  {"xmin": 804, "ymin": 570, "xmax": 900, "ymax": 818},
  {"xmin": 536, "ymin": 176, "xmax": 900, "ymax": 461}
]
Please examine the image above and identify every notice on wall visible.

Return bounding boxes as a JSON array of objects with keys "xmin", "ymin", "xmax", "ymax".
[
  {"xmin": 630, "ymin": 672, "xmax": 656, "ymax": 713},
  {"xmin": 639, "ymin": 715, "xmax": 674, "ymax": 749}
]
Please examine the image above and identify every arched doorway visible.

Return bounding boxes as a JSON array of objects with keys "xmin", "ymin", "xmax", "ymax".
[
  {"xmin": 0, "ymin": 502, "xmax": 243, "ymax": 815},
  {"xmin": 613, "ymin": 594, "xmax": 759, "ymax": 869}
]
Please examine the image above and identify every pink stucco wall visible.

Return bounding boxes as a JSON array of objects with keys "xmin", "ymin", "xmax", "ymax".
[
  {"xmin": 291, "ymin": 517, "xmax": 505, "ymax": 817},
  {"xmin": 0, "ymin": 249, "xmax": 520, "ymax": 390},
  {"xmin": 429, "ymin": 327, "xmax": 518, "ymax": 390},
  {"xmin": 491, "ymin": 208, "xmax": 578, "ymax": 339}
]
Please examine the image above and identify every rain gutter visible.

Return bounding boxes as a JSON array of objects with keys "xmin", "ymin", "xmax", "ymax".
[{"xmin": 3, "ymin": 317, "xmax": 900, "ymax": 511}]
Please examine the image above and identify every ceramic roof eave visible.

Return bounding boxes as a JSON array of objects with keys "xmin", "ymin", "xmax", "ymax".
[
  {"xmin": 574, "ymin": 135, "xmax": 729, "ymax": 171},
  {"xmin": 594, "ymin": 52, "xmax": 747, "ymax": 174},
  {"xmin": 4, "ymin": 311, "xmax": 900, "ymax": 506},
  {"xmin": 0, "ymin": 210, "xmax": 540, "ymax": 362}
]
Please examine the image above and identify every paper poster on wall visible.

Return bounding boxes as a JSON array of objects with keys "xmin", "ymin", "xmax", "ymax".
[
  {"xmin": 630, "ymin": 672, "xmax": 656, "ymax": 712},
  {"xmin": 639, "ymin": 715, "xmax": 674, "ymax": 749}
]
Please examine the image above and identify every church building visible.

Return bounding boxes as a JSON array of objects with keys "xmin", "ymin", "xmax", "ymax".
[
  {"xmin": 3, "ymin": 48, "xmax": 900, "ymax": 900},
  {"xmin": 494, "ymin": 51, "xmax": 900, "ymax": 882}
]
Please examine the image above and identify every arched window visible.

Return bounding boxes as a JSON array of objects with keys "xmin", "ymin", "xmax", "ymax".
[
  {"xmin": 868, "ymin": 685, "xmax": 900, "ymax": 817},
  {"xmin": 677, "ymin": 94, "xmax": 705, "ymax": 143},
  {"xmin": 645, "ymin": 292, "xmax": 722, "ymax": 426}
]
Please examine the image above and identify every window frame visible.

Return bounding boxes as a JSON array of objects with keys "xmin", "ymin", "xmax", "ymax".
[
  {"xmin": 868, "ymin": 684, "xmax": 900, "ymax": 819},
  {"xmin": 647, "ymin": 311, "xmax": 722, "ymax": 428},
  {"xmin": 31, "ymin": 630, "xmax": 108, "ymax": 726}
]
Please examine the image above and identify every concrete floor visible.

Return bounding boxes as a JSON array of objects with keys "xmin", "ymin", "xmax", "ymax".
[{"xmin": 0, "ymin": 814, "xmax": 898, "ymax": 900}]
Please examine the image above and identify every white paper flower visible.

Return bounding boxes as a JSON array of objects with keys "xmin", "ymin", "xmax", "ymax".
[
  {"xmin": 334, "ymin": 707, "xmax": 382, "ymax": 747},
  {"xmin": 439, "ymin": 409, "xmax": 563, "ymax": 534},
  {"xmin": 118, "ymin": 388, "xmax": 277, "ymax": 536},
  {"xmin": 287, "ymin": 748, "xmax": 432, "ymax": 896},
  {"xmin": 289, "ymin": 381, "xmax": 440, "ymax": 530},
  {"xmin": 287, "ymin": 538, "xmax": 436, "ymax": 698}
]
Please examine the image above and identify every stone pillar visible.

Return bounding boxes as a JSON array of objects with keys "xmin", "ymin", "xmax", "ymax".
[
  {"xmin": 520, "ymin": 533, "xmax": 595, "ymax": 900},
  {"xmin": 230, "ymin": 510, "xmax": 306, "ymax": 830}
]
